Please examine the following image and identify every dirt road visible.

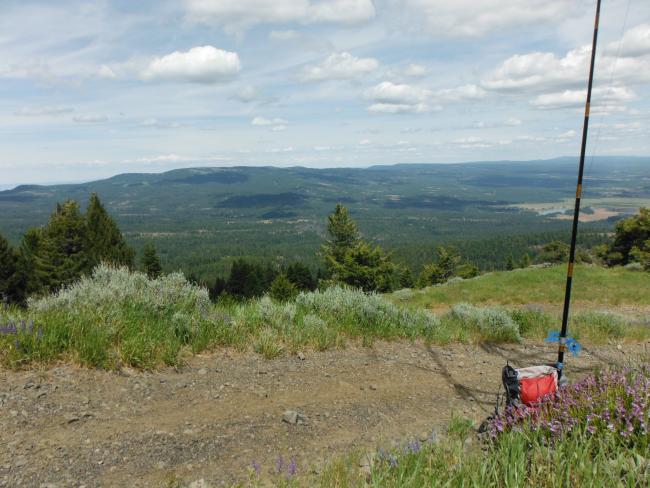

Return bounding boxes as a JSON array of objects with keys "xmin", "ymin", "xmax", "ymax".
[{"xmin": 1, "ymin": 340, "xmax": 647, "ymax": 487}]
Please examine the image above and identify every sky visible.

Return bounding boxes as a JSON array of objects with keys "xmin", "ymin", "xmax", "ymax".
[{"xmin": 1, "ymin": 0, "xmax": 649, "ymax": 186}]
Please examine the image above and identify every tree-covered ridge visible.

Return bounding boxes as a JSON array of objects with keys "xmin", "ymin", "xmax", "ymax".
[{"xmin": 0, "ymin": 158, "xmax": 647, "ymax": 279}]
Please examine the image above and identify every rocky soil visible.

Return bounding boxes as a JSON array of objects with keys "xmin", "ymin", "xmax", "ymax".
[{"xmin": 1, "ymin": 340, "xmax": 648, "ymax": 487}]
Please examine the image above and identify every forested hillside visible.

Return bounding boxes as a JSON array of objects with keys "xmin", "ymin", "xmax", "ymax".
[{"xmin": 1, "ymin": 157, "xmax": 648, "ymax": 281}]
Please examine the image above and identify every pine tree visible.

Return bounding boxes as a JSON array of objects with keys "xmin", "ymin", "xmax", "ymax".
[
  {"xmin": 322, "ymin": 204, "xmax": 360, "ymax": 263},
  {"xmin": 141, "ymin": 243, "xmax": 162, "ymax": 279},
  {"xmin": 38, "ymin": 200, "xmax": 90, "ymax": 291},
  {"xmin": 506, "ymin": 254, "xmax": 517, "ymax": 270},
  {"xmin": 417, "ymin": 246, "xmax": 462, "ymax": 287},
  {"xmin": 606, "ymin": 207, "xmax": 650, "ymax": 266},
  {"xmin": 521, "ymin": 253, "xmax": 531, "ymax": 268},
  {"xmin": 226, "ymin": 258, "xmax": 260, "ymax": 299},
  {"xmin": 85, "ymin": 193, "xmax": 134, "ymax": 268},
  {"xmin": 321, "ymin": 204, "xmax": 399, "ymax": 292},
  {"xmin": 16, "ymin": 228, "xmax": 48, "ymax": 296},
  {"xmin": 286, "ymin": 262, "xmax": 316, "ymax": 291},
  {"xmin": 269, "ymin": 273, "xmax": 297, "ymax": 302},
  {"xmin": 0, "ymin": 233, "xmax": 22, "ymax": 304}
]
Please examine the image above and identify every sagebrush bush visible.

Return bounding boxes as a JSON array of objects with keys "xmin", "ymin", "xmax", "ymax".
[
  {"xmin": 448, "ymin": 303, "xmax": 521, "ymax": 342},
  {"xmin": 2, "ymin": 265, "xmax": 219, "ymax": 369},
  {"xmin": 29, "ymin": 264, "xmax": 210, "ymax": 316}
]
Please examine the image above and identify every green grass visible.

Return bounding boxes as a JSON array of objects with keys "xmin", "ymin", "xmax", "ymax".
[
  {"xmin": 2, "ymin": 265, "xmax": 648, "ymax": 370},
  {"xmin": 390, "ymin": 264, "xmax": 650, "ymax": 308}
]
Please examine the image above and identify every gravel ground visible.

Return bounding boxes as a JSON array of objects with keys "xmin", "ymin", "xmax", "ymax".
[{"xmin": 1, "ymin": 339, "xmax": 647, "ymax": 487}]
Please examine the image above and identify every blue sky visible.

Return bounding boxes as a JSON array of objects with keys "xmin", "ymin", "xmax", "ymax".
[{"xmin": 1, "ymin": 0, "xmax": 649, "ymax": 186}]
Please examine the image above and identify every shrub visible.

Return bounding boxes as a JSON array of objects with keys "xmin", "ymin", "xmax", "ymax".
[
  {"xmin": 2, "ymin": 265, "xmax": 218, "ymax": 369},
  {"xmin": 448, "ymin": 303, "xmax": 521, "ymax": 342}
]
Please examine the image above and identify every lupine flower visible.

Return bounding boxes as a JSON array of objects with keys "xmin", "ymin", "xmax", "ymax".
[
  {"xmin": 487, "ymin": 364, "xmax": 650, "ymax": 445},
  {"xmin": 287, "ymin": 458, "xmax": 297, "ymax": 476}
]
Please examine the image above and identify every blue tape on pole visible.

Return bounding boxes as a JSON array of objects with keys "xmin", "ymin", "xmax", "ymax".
[
  {"xmin": 566, "ymin": 339, "xmax": 582, "ymax": 357},
  {"xmin": 545, "ymin": 331, "xmax": 561, "ymax": 342},
  {"xmin": 556, "ymin": 362, "xmax": 564, "ymax": 370},
  {"xmin": 545, "ymin": 330, "xmax": 582, "ymax": 357}
]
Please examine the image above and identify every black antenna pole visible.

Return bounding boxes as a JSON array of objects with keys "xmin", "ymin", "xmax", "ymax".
[{"xmin": 557, "ymin": 0, "xmax": 601, "ymax": 377}]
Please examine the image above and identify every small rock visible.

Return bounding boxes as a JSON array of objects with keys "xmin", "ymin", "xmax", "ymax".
[
  {"xmin": 297, "ymin": 352, "xmax": 306, "ymax": 361},
  {"xmin": 369, "ymin": 384, "xmax": 378, "ymax": 391},
  {"xmin": 419, "ymin": 429, "xmax": 438, "ymax": 444},
  {"xmin": 198, "ymin": 368, "xmax": 207, "ymax": 375},
  {"xmin": 283, "ymin": 410, "xmax": 299, "ymax": 425},
  {"xmin": 616, "ymin": 344, "xmax": 623, "ymax": 351},
  {"xmin": 15, "ymin": 456, "xmax": 27, "ymax": 468},
  {"xmin": 283, "ymin": 410, "xmax": 308, "ymax": 425},
  {"xmin": 189, "ymin": 480, "xmax": 209, "ymax": 488},
  {"xmin": 65, "ymin": 415, "xmax": 80, "ymax": 424}
]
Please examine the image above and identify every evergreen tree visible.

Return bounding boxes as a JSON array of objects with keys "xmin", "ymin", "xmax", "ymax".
[
  {"xmin": 521, "ymin": 253, "xmax": 531, "ymax": 268},
  {"xmin": 506, "ymin": 254, "xmax": 517, "ymax": 270},
  {"xmin": 605, "ymin": 207, "xmax": 650, "ymax": 266},
  {"xmin": 226, "ymin": 258, "xmax": 261, "ymax": 299},
  {"xmin": 322, "ymin": 204, "xmax": 360, "ymax": 262},
  {"xmin": 209, "ymin": 276, "xmax": 227, "ymax": 301},
  {"xmin": 141, "ymin": 243, "xmax": 162, "ymax": 279},
  {"xmin": 85, "ymin": 193, "xmax": 134, "ymax": 268},
  {"xmin": 328, "ymin": 241, "xmax": 399, "ymax": 292},
  {"xmin": 322, "ymin": 204, "xmax": 399, "ymax": 292},
  {"xmin": 269, "ymin": 273, "xmax": 297, "ymax": 302},
  {"xmin": 417, "ymin": 246, "xmax": 462, "ymax": 287},
  {"xmin": 457, "ymin": 262, "xmax": 479, "ymax": 279},
  {"xmin": 285, "ymin": 262, "xmax": 316, "ymax": 291},
  {"xmin": 16, "ymin": 228, "xmax": 48, "ymax": 297},
  {"xmin": 398, "ymin": 267, "xmax": 415, "ymax": 289},
  {"xmin": 538, "ymin": 240, "xmax": 570, "ymax": 264},
  {"xmin": 39, "ymin": 200, "xmax": 89, "ymax": 291},
  {"xmin": 0, "ymin": 233, "xmax": 23, "ymax": 304}
]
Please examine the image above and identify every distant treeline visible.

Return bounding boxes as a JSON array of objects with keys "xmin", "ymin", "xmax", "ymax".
[{"xmin": 1, "ymin": 196, "xmax": 647, "ymax": 305}]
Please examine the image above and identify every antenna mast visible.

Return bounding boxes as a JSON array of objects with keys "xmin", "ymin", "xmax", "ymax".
[{"xmin": 557, "ymin": 0, "xmax": 602, "ymax": 376}]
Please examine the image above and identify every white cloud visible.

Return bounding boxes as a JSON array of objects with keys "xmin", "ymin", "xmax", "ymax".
[
  {"xmin": 267, "ymin": 146, "xmax": 294, "ymax": 153},
  {"xmin": 185, "ymin": 0, "xmax": 375, "ymax": 31},
  {"xmin": 482, "ymin": 47, "xmax": 589, "ymax": 92},
  {"xmin": 97, "ymin": 65, "xmax": 117, "ymax": 79},
  {"xmin": 269, "ymin": 29, "xmax": 301, "ymax": 41},
  {"xmin": 271, "ymin": 124, "xmax": 287, "ymax": 131},
  {"xmin": 15, "ymin": 106, "xmax": 73, "ymax": 116},
  {"xmin": 484, "ymin": 24, "xmax": 650, "ymax": 94},
  {"xmin": 140, "ymin": 118, "xmax": 181, "ymax": 129},
  {"xmin": 252, "ymin": 116, "xmax": 288, "ymax": 126},
  {"xmin": 72, "ymin": 114, "xmax": 108, "ymax": 123},
  {"xmin": 530, "ymin": 86, "xmax": 636, "ymax": 110},
  {"xmin": 300, "ymin": 52, "xmax": 378, "ymax": 81},
  {"xmin": 140, "ymin": 46, "xmax": 241, "ymax": 84},
  {"xmin": 608, "ymin": 23, "xmax": 650, "ymax": 58},
  {"xmin": 307, "ymin": 0, "xmax": 375, "ymax": 24},
  {"xmin": 401, "ymin": 0, "xmax": 574, "ymax": 37},
  {"xmin": 505, "ymin": 117, "xmax": 522, "ymax": 126},
  {"xmin": 403, "ymin": 63, "xmax": 427, "ymax": 77},
  {"xmin": 234, "ymin": 85, "xmax": 259, "ymax": 103},
  {"xmin": 365, "ymin": 81, "xmax": 439, "ymax": 113},
  {"xmin": 435, "ymin": 84, "xmax": 486, "ymax": 101}
]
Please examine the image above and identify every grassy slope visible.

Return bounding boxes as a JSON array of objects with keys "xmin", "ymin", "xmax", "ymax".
[{"xmin": 393, "ymin": 265, "xmax": 650, "ymax": 309}]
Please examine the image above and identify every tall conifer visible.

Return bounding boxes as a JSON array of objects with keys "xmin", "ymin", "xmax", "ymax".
[{"xmin": 85, "ymin": 193, "xmax": 134, "ymax": 268}]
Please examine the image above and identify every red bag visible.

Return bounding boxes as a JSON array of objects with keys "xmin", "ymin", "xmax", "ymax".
[{"xmin": 503, "ymin": 365, "xmax": 558, "ymax": 406}]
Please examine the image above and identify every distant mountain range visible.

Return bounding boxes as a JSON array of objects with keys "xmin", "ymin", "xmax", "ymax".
[{"xmin": 1, "ymin": 157, "xmax": 648, "ymax": 274}]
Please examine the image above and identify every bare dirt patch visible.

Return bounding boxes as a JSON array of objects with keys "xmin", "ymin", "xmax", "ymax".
[{"xmin": 1, "ymin": 340, "xmax": 648, "ymax": 487}]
